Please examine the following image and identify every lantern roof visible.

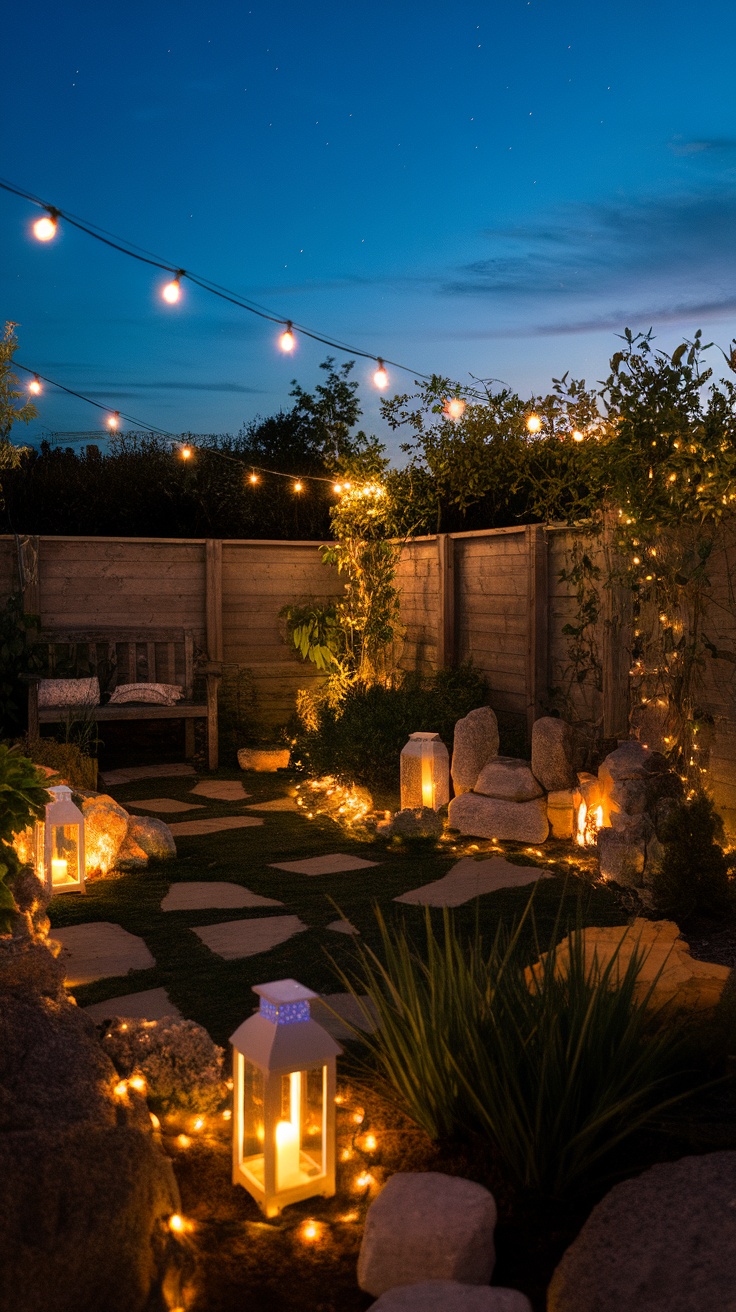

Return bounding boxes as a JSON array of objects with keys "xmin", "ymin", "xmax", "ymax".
[
  {"xmin": 230, "ymin": 978, "xmax": 342, "ymax": 1072},
  {"xmin": 407, "ymin": 731, "xmax": 441, "ymax": 740},
  {"xmin": 253, "ymin": 978, "xmax": 317, "ymax": 1008}
]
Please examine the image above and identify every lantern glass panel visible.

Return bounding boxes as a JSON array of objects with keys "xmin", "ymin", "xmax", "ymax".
[
  {"xmin": 241, "ymin": 1058, "xmax": 266, "ymax": 1186},
  {"xmin": 50, "ymin": 824, "xmax": 80, "ymax": 886},
  {"xmin": 301, "ymin": 1067, "xmax": 325, "ymax": 1176},
  {"xmin": 274, "ymin": 1068, "xmax": 326, "ymax": 1191}
]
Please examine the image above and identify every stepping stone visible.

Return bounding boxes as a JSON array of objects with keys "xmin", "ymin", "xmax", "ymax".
[
  {"xmin": 161, "ymin": 881, "xmax": 282, "ymax": 911},
  {"xmin": 245, "ymin": 796, "xmax": 299, "ymax": 812},
  {"xmin": 167, "ymin": 816, "xmax": 264, "ymax": 837},
  {"xmin": 395, "ymin": 856, "xmax": 549, "ymax": 908},
  {"xmin": 192, "ymin": 914, "xmax": 308, "ymax": 960},
  {"xmin": 53, "ymin": 922, "xmax": 156, "ymax": 987},
  {"xmin": 190, "ymin": 780, "xmax": 250, "ymax": 801},
  {"xmin": 83, "ymin": 986, "xmax": 182, "ymax": 1023},
  {"xmin": 312, "ymin": 992, "xmax": 377, "ymax": 1041},
  {"xmin": 326, "ymin": 918, "xmax": 359, "ymax": 935},
  {"xmin": 130, "ymin": 797, "xmax": 204, "ymax": 813},
  {"xmin": 100, "ymin": 763, "xmax": 196, "ymax": 786},
  {"xmin": 270, "ymin": 853, "xmax": 379, "ymax": 876}
]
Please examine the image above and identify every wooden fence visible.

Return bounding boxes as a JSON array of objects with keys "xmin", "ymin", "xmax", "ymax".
[{"xmin": 1, "ymin": 528, "xmax": 627, "ymax": 743}]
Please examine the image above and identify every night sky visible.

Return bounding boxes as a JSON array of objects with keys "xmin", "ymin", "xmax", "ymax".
[{"xmin": 3, "ymin": 1, "xmax": 736, "ymax": 454}]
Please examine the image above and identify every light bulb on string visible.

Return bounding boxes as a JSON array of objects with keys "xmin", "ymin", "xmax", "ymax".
[
  {"xmin": 373, "ymin": 359, "xmax": 389, "ymax": 390},
  {"xmin": 293, "ymin": 480, "xmax": 303, "ymax": 494},
  {"xmin": 572, "ymin": 430, "xmax": 584, "ymax": 442},
  {"xmin": 279, "ymin": 321, "xmax": 296, "ymax": 353},
  {"xmin": 333, "ymin": 483, "xmax": 343, "ymax": 494},
  {"xmin": 248, "ymin": 471, "xmax": 259, "ymax": 485},
  {"xmin": 526, "ymin": 413, "xmax": 542, "ymax": 434},
  {"xmin": 32, "ymin": 208, "xmax": 59, "ymax": 242},
  {"xmin": 180, "ymin": 445, "xmax": 193, "ymax": 460},
  {"xmin": 28, "ymin": 375, "xmax": 42, "ymax": 396},
  {"xmin": 106, "ymin": 412, "xmax": 120, "ymax": 431},
  {"xmin": 162, "ymin": 271, "xmax": 185, "ymax": 304},
  {"xmin": 444, "ymin": 397, "xmax": 466, "ymax": 422}
]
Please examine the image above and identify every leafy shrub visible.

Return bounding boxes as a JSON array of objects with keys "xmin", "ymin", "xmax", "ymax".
[
  {"xmin": 651, "ymin": 792, "xmax": 734, "ymax": 923},
  {"xmin": 0, "ymin": 594, "xmax": 42, "ymax": 736},
  {"xmin": 20, "ymin": 734, "xmax": 97, "ymax": 791},
  {"xmin": 338, "ymin": 903, "xmax": 692, "ymax": 1198},
  {"xmin": 0, "ymin": 744, "xmax": 51, "ymax": 931},
  {"xmin": 102, "ymin": 1016, "xmax": 226, "ymax": 1115},
  {"xmin": 293, "ymin": 664, "xmax": 489, "ymax": 793}
]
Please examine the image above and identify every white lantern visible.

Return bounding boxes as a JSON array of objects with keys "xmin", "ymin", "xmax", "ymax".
[
  {"xmin": 230, "ymin": 979, "xmax": 342, "ymax": 1217},
  {"xmin": 36, "ymin": 785, "xmax": 86, "ymax": 895},
  {"xmin": 400, "ymin": 731, "xmax": 450, "ymax": 811}
]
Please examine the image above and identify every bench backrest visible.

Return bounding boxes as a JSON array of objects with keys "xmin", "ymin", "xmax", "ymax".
[{"xmin": 38, "ymin": 627, "xmax": 204, "ymax": 700}]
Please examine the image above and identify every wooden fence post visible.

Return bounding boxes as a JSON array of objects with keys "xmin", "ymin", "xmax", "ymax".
[
  {"xmin": 602, "ymin": 515, "xmax": 631, "ymax": 740},
  {"xmin": 436, "ymin": 534, "xmax": 455, "ymax": 669},
  {"xmin": 205, "ymin": 540, "xmax": 223, "ymax": 770},
  {"xmin": 526, "ymin": 525, "xmax": 548, "ymax": 743}
]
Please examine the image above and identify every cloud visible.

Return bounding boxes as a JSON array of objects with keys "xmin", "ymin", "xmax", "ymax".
[
  {"xmin": 442, "ymin": 188, "xmax": 736, "ymax": 319},
  {"xmin": 669, "ymin": 138, "xmax": 736, "ymax": 156},
  {"xmin": 76, "ymin": 380, "xmax": 262, "ymax": 396}
]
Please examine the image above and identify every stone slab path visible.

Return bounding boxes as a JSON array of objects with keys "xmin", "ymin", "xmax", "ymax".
[
  {"xmin": 168, "ymin": 816, "xmax": 264, "ymax": 837},
  {"xmin": 270, "ymin": 853, "xmax": 379, "ymax": 876},
  {"xmin": 83, "ymin": 986, "xmax": 182, "ymax": 1023},
  {"xmin": 53, "ymin": 922, "xmax": 156, "ymax": 987},
  {"xmin": 100, "ymin": 763, "xmax": 195, "ymax": 786},
  {"xmin": 130, "ymin": 797, "xmax": 204, "ymax": 813},
  {"xmin": 192, "ymin": 914, "xmax": 308, "ymax": 960},
  {"xmin": 312, "ymin": 992, "xmax": 377, "ymax": 1041},
  {"xmin": 161, "ymin": 881, "xmax": 283, "ymax": 911},
  {"xmin": 244, "ymin": 796, "xmax": 299, "ymax": 812},
  {"xmin": 190, "ymin": 780, "xmax": 250, "ymax": 801},
  {"xmin": 326, "ymin": 918, "xmax": 359, "ymax": 935},
  {"xmin": 395, "ymin": 855, "xmax": 550, "ymax": 907}
]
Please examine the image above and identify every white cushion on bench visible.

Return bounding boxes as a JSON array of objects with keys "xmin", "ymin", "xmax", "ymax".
[
  {"xmin": 108, "ymin": 682, "xmax": 183, "ymax": 706},
  {"xmin": 38, "ymin": 677, "xmax": 100, "ymax": 708}
]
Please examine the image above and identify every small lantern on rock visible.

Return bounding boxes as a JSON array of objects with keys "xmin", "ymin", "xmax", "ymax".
[
  {"xmin": 36, "ymin": 785, "xmax": 86, "ymax": 895},
  {"xmin": 230, "ymin": 979, "xmax": 342, "ymax": 1217},
  {"xmin": 400, "ymin": 732, "xmax": 450, "ymax": 811}
]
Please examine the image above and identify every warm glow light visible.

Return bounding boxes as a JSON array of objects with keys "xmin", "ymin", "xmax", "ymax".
[
  {"xmin": 333, "ymin": 483, "xmax": 343, "ymax": 494},
  {"xmin": 363, "ymin": 1134, "xmax": 377, "ymax": 1151},
  {"xmin": 113, "ymin": 1081, "xmax": 128, "ymax": 1098},
  {"xmin": 33, "ymin": 212, "xmax": 58, "ymax": 241},
  {"xmin": 169, "ymin": 1214, "xmax": 185, "ymax": 1234},
  {"xmin": 340, "ymin": 1148, "xmax": 352, "ymax": 1162},
  {"xmin": 181, "ymin": 446, "xmax": 192, "ymax": 460},
  {"xmin": 107, "ymin": 412, "xmax": 120, "ymax": 431},
  {"xmin": 526, "ymin": 413, "xmax": 542, "ymax": 433},
  {"xmin": 293, "ymin": 480, "xmax": 303, "ymax": 493},
  {"xmin": 248, "ymin": 472, "xmax": 259, "ymax": 484},
  {"xmin": 150, "ymin": 1113, "xmax": 161, "ymax": 1130},
  {"xmin": 162, "ymin": 274, "xmax": 183, "ymax": 304},
  {"xmin": 572, "ymin": 430, "xmax": 584, "ymax": 442},
  {"xmin": 222, "ymin": 1108, "xmax": 232, "ymax": 1121},
  {"xmin": 276, "ymin": 1118, "xmax": 300, "ymax": 1190},
  {"xmin": 355, "ymin": 1172, "xmax": 374, "ymax": 1189},
  {"xmin": 301, "ymin": 1221, "xmax": 319, "ymax": 1242},
  {"xmin": 352, "ymin": 1110, "xmax": 364, "ymax": 1125},
  {"xmin": 444, "ymin": 397, "xmax": 466, "ymax": 421},
  {"xmin": 28, "ymin": 375, "xmax": 42, "ymax": 395},
  {"xmin": 128, "ymin": 1075, "xmax": 146, "ymax": 1092},
  {"xmin": 193, "ymin": 1117, "xmax": 204, "ymax": 1131},
  {"xmin": 176, "ymin": 1134, "xmax": 191, "ymax": 1148},
  {"xmin": 373, "ymin": 359, "xmax": 389, "ymax": 390},
  {"xmin": 279, "ymin": 321, "xmax": 296, "ymax": 352}
]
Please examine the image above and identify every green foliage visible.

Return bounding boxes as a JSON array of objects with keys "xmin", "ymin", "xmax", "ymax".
[
  {"xmin": 0, "ymin": 744, "xmax": 51, "ymax": 932},
  {"xmin": 338, "ymin": 903, "xmax": 693, "ymax": 1198},
  {"xmin": 0, "ymin": 324, "xmax": 36, "ymax": 502},
  {"xmin": 0, "ymin": 594, "xmax": 42, "ymax": 735},
  {"xmin": 281, "ymin": 601, "xmax": 344, "ymax": 674},
  {"xmin": 651, "ymin": 792, "xmax": 734, "ymax": 923},
  {"xmin": 19, "ymin": 734, "xmax": 97, "ymax": 791},
  {"xmin": 293, "ymin": 665, "xmax": 489, "ymax": 792}
]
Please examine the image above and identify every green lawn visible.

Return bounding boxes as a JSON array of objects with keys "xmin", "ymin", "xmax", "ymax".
[{"xmin": 49, "ymin": 768, "xmax": 626, "ymax": 1047}]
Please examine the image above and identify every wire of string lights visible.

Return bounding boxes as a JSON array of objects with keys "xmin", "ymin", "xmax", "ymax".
[
  {"xmin": 0, "ymin": 176, "xmax": 444, "ymax": 391},
  {"xmin": 12, "ymin": 359, "xmax": 356, "ymax": 492}
]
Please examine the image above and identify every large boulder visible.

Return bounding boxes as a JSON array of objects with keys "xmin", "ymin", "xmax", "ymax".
[
  {"xmin": 82, "ymin": 794, "xmax": 130, "ymax": 877},
  {"xmin": 449, "ymin": 794, "xmax": 549, "ymax": 843},
  {"xmin": 358, "ymin": 1172, "xmax": 497, "ymax": 1298},
  {"xmin": 528, "ymin": 918, "xmax": 730, "ymax": 1014},
  {"xmin": 548, "ymin": 1152, "xmax": 736, "ymax": 1312},
  {"xmin": 598, "ymin": 743, "xmax": 682, "ymax": 826},
  {"xmin": 368, "ymin": 1282, "xmax": 531, "ymax": 1311},
  {"xmin": 474, "ymin": 758, "xmax": 543, "ymax": 802},
  {"xmin": 531, "ymin": 718, "xmax": 575, "ymax": 791},
  {"xmin": 451, "ymin": 708, "xmax": 499, "ymax": 796},
  {"xmin": 126, "ymin": 815, "xmax": 176, "ymax": 861},
  {"xmin": 0, "ymin": 956, "xmax": 180, "ymax": 1312},
  {"xmin": 597, "ymin": 825, "xmax": 647, "ymax": 886}
]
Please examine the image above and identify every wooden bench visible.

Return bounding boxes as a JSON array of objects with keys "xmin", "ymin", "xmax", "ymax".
[{"xmin": 26, "ymin": 627, "xmax": 222, "ymax": 770}]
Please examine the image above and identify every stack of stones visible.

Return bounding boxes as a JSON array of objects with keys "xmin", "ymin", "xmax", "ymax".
[{"xmin": 448, "ymin": 709, "xmax": 575, "ymax": 843}]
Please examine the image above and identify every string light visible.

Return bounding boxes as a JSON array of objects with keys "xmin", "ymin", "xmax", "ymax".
[
  {"xmin": 333, "ymin": 482, "xmax": 343, "ymax": 494},
  {"xmin": 107, "ymin": 412, "xmax": 120, "ymax": 430},
  {"xmin": 279, "ymin": 321, "xmax": 296, "ymax": 353},
  {"xmin": 113, "ymin": 1081, "xmax": 128, "ymax": 1098},
  {"xmin": 128, "ymin": 1074, "xmax": 146, "ymax": 1092},
  {"xmin": 162, "ymin": 271, "xmax": 185, "ymax": 304},
  {"xmin": 32, "ymin": 209, "xmax": 58, "ymax": 241},
  {"xmin": 526, "ymin": 413, "xmax": 542, "ymax": 434},
  {"xmin": 169, "ymin": 1214, "xmax": 185, "ymax": 1234},
  {"xmin": 444, "ymin": 397, "xmax": 466, "ymax": 421},
  {"xmin": 572, "ymin": 430, "xmax": 584, "ymax": 441},
  {"xmin": 293, "ymin": 480, "xmax": 303, "ymax": 493},
  {"xmin": 248, "ymin": 471, "xmax": 259, "ymax": 484},
  {"xmin": 373, "ymin": 359, "xmax": 389, "ymax": 390},
  {"xmin": 180, "ymin": 445, "xmax": 193, "ymax": 460},
  {"xmin": 300, "ymin": 1220, "xmax": 320, "ymax": 1242},
  {"xmin": 28, "ymin": 375, "xmax": 42, "ymax": 395}
]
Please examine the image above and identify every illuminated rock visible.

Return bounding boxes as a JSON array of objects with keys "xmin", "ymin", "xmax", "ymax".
[
  {"xmin": 531, "ymin": 717, "xmax": 575, "ymax": 791},
  {"xmin": 448, "ymin": 793, "xmax": 548, "ymax": 843},
  {"xmin": 451, "ymin": 707, "xmax": 499, "ymax": 796},
  {"xmin": 474, "ymin": 757, "xmax": 543, "ymax": 802}
]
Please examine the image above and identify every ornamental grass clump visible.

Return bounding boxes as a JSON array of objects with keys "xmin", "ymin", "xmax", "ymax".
[
  {"xmin": 102, "ymin": 1016, "xmax": 226, "ymax": 1115},
  {"xmin": 337, "ymin": 902, "xmax": 694, "ymax": 1199}
]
